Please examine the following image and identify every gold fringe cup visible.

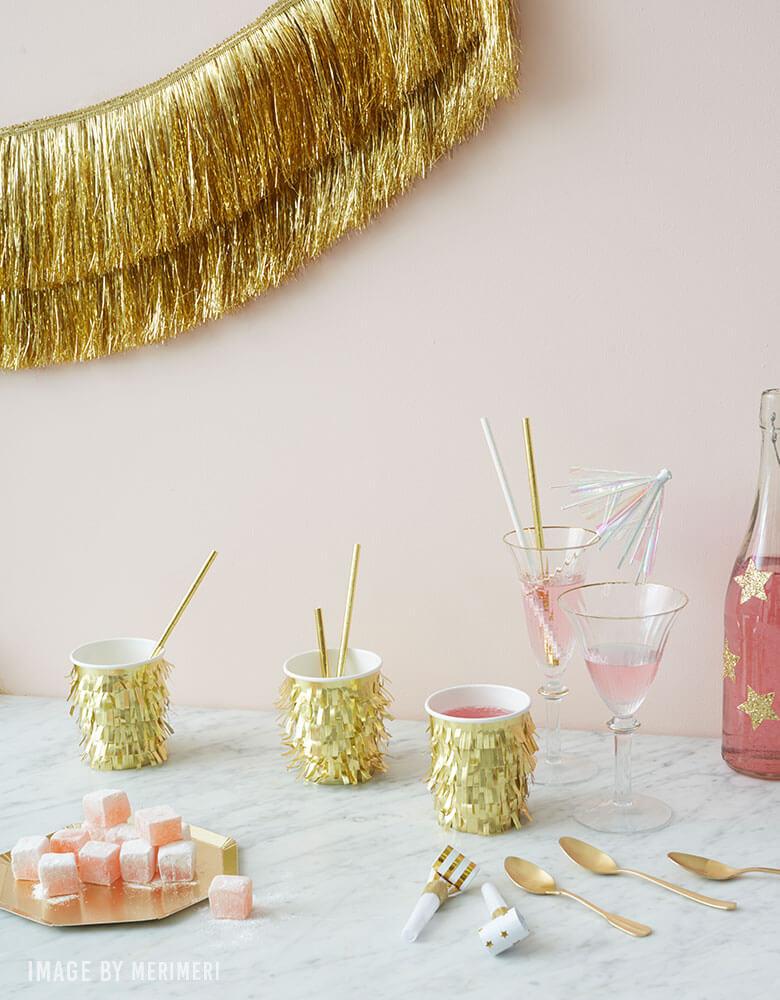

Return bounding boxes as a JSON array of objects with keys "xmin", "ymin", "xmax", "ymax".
[
  {"xmin": 68, "ymin": 653, "xmax": 173, "ymax": 771},
  {"xmin": 279, "ymin": 654, "xmax": 391, "ymax": 784},
  {"xmin": 426, "ymin": 687, "xmax": 537, "ymax": 835},
  {"xmin": 0, "ymin": 0, "xmax": 517, "ymax": 369}
]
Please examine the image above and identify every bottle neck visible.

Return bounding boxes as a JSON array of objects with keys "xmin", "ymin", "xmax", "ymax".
[{"xmin": 741, "ymin": 396, "xmax": 780, "ymax": 561}]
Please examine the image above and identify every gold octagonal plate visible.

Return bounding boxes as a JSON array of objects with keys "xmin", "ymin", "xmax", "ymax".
[{"xmin": 0, "ymin": 825, "xmax": 237, "ymax": 926}]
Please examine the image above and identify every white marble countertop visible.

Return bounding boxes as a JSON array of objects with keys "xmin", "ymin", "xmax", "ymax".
[{"xmin": 0, "ymin": 696, "xmax": 777, "ymax": 999}]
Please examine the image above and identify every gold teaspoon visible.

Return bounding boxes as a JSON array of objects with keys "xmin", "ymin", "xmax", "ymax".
[
  {"xmin": 669, "ymin": 852, "xmax": 780, "ymax": 881},
  {"xmin": 559, "ymin": 837, "xmax": 736, "ymax": 910},
  {"xmin": 504, "ymin": 856, "xmax": 652, "ymax": 937}
]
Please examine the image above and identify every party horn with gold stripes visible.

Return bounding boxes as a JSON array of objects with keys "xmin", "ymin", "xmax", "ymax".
[{"xmin": 401, "ymin": 845, "xmax": 479, "ymax": 942}]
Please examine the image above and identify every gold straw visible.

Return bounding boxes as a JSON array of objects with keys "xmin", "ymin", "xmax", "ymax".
[
  {"xmin": 336, "ymin": 543, "xmax": 361, "ymax": 677},
  {"xmin": 151, "ymin": 549, "xmax": 218, "ymax": 658},
  {"xmin": 522, "ymin": 418, "xmax": 546, "ymax": 574},
  {"xmin": 315, "ymin": 608, "xmax": 329, "ymax": 677}
]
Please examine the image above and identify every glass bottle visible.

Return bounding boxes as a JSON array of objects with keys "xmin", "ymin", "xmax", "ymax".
[{"xmin": 722, "ymin": 388, "xmax": 780, "ymax": 778}]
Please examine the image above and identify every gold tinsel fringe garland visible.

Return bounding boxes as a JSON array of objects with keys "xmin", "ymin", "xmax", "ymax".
[
  {"xmin": 0, "ymin": 0, "xmax": 517, "ymax": 368},
  {"xmin": 67, "ymin": 661, "xmax": 173, "ymax": 770},
  {"xmin": 278, "ymin": 673, "xmax": 392, "ymax": 784},
  {"xmin": 427, "ymin": 713, "xmax": 537, "ymax": 835}
]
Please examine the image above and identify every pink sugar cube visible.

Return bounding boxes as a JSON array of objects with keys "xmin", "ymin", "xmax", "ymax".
[
  {"xmin": 120, "ymin": 839, "xmax": 157, "ymax": 884},
  {"xmin": 83, "ymin": 789, "xmax": 131, "ymax": 829},
  {"xmin": 50, "ymin": 828, "xmax": 90, "ymax": 855},
  {"xmin": 208, "ymin": 875, "xmax": 253, "ymax": 919},
  {"xmin": 38, "ymin": 853, "xmax": 81, "ymax": 899},
  {"xmin": 11, "ymin": 835, "xmax": 50, "ymax": 880},
  {"xmin": 158, "ymin": 840, "xmax": 197, "ymax": 883},
  {"xmin": 134, "ymin": 806, "xmax": 181, "ymax": 847},
  {"xmin": 82, "ymin": 822, "xmax": 109, "ymax": 842},
  {"xmin": 78, "ymin": 841, "xmax": 121, "ymax": 886},
  {"xmin": 105, "ymin": 823, "xmax": 137, "ymax": 845}
]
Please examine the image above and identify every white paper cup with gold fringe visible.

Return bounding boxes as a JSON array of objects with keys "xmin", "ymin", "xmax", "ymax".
[
  {"xmin": 426, "ymin": 684, "xmax": 537, "ymax": 835},
  {"xmin": 279, "ymin": 648, "xmax": 391, "ymax": 784},
  {"xmin": 68, "ymin": 638, "xmax": 173, "ymax": 771}
]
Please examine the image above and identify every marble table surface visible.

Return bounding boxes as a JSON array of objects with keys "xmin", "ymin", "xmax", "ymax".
[{"xmin": 0, "ymin": 696, "xmax": 777, "ymax": 999}]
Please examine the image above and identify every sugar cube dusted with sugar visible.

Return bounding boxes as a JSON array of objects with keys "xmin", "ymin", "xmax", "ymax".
[
  {"xmin": 208, "ymin": 875, "xmax": 253, "ymax": 920},
  {"xmin": 120, "ymin": 839, "xmax": 157, "ymax": 885},
  {"xmin": 38, "ymin": 853, "xmax": 81, "ymax": 899},
  {"xmin": 50, "ymin": 827, "xmax": 90, "ymax": 855},
  {"xmin": 158, "ymin": 840, "xmax": 197, "ymax": 883},
  {"xmin": 83, "ymin": 789, "xmax": 131, "ymax": 829},
  {"xmin": 134, "ymin": 805, "xmax": 182, "ymax": 847},
  {"xmin": 105, "ymin": 823, "xmax": 138, "ymax": 845},
  {"xmin": 78, "ymin": 841, "xmax": 121, "ymax": 886},
  {"xmin": 11, "ymin": 835, "xmax": 50, "ymax": 880}
]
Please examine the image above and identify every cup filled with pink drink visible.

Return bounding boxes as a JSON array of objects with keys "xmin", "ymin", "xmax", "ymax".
[{"xmin": 425, "ymin": 684, "xmax": 537, "ymax": 835}]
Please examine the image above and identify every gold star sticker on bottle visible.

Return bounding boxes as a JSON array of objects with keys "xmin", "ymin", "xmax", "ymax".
[
  {"xmin": 722, "ymin": 641, "xmax": 739, "ymax": 681},
  {"xmin": 500, "ymin": 930, "xmax": 509, "ymax": 938},
  {"xmin": 737, "ymin": 686, "xmax": 779, "ymax": 730},
  {"xmin": 733, "ymin": 559, "xmax": 772, "ymax": 604}
]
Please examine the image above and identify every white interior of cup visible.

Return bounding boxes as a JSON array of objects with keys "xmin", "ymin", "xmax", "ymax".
[
  {"xmin": 70, "ymin": 637, "xmax": 163, "ymax": 672},
  {"xmin": 283, "ymin": 648, "xmax": 382, "ymax": 686},
  {"xmin": 425, "ymin": 684, "xmax": 531, "ymax": 722}
]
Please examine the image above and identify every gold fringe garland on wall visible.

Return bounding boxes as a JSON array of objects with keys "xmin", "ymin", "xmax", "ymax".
[{"xmin": 0, "ymin": 0, "xmax": 517, "ymax": 369}]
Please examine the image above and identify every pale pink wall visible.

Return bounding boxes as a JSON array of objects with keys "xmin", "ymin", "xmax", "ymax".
[{"xmin": 1, "ymin": 1, "xmax": 777, "ymax": 736}]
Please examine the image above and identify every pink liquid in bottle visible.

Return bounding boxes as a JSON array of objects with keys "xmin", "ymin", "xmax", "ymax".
[
  {"xmin": 445, "ymin": 706, "xmax": 511, "ymax": 719},
  {"xmin": 585, "ymin": 642, "xmax": 660, "ymax": 718},
  {"xmin": 723, "ymin": 555, "xmax": 780, "ymax": 778}
]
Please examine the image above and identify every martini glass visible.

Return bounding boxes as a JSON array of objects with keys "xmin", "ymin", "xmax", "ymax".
[
  {"xmin": 504, "ymin": 526, "xmax": 600, "ymax": 785},
  {"xmin": 558, "ymin": 582, "xmax": 688, "ymax": 833}
]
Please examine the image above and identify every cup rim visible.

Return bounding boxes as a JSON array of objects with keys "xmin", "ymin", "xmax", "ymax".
[
  {"xmin": 558, "ymin": 581, "xmax": 689, "ymax": 620},
  {"xmin": 283, "ymin": 648, "xmax": 382, "ymax": 686},
  {"xmin": 70, "ymin": 637, "xmax": 165, "ymax": 671},
  {"xmin": 503, "ymin": 526, "xmax": 600, "ymax": 553},
  {"xmin": 425, "ymin": 683, "xmax": 532, "ymax": 723}
]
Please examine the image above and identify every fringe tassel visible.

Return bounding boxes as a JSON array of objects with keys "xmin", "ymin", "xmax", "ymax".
[{"xmin": 0, "ymin": 0, "xmax": 517, "ymax": 369}]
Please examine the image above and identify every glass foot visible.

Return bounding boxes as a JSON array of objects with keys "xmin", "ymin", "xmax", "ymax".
[
  {"xmin": 574, "ymin": 792, "xmax": 672, "ymax": 833},
  {"xmin": 534, "ymin": 753, "xmax": 598, "ymax": 786}
]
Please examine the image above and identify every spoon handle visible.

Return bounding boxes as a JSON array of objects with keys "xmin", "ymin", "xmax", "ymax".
[
  {"xmin": 743, "ymin": 867, "xmax": 780, "ymax": 876},
  {"xmin": 621, "ymin": 868, "xmax": 737, "ymax": 910},
  {"xmin": 559, "ymin": 889, "xmax": 652, "ymax": 937}
]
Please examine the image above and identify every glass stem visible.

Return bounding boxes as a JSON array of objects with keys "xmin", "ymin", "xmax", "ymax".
[
  {"xmin": 540, "ymin": 682, "xmax": 568, "ymax": 766},
  {"xmin": 610, "ymin": 717, "xmax": 638, "ymax": 807}
]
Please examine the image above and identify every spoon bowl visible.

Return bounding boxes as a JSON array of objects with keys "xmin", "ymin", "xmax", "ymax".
[
  {"xmin": 504, "ymin": 857, "xmax": 558, "ymax": 894},
  {"xmin": 668, "ymin": 852, "xmax": 738, "ymax": 880},
  {"xmin": 668, "ymin": 852, "xmax": 780, "ymax": 881},
  {"xmin": 559, "ymin": 837, "xmax": 619, "ymax": 875}
]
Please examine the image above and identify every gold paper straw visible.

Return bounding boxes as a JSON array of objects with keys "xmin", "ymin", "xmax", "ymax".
[
  {"xmin": 315, "ymin": 608, "xmax": 329, "ymax": 677},
  {"xmin": 522, "ymin": 418, "xmax": 546, "ymax": 575},
  {"xmin": 152, "ymin": 550, "xmax": 218, "ymax": 658},
  {"xmin": 336, "ymin": 543, "xmax": 361, "ymax": 677}
]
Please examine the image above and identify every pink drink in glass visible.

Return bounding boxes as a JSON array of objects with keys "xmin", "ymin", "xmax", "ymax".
[
  {"xmin": 521, "ymin": 576, "xmax": 584, "ymax": 668},
  {"xmin": 445, "ymin": 706, "xmax": 511, "ymax": 719},
  {"xmin": 584, "ymin": 643, "xmax": 660, "ymax": 718},
  {"xmin": 723, "ymin": 555, "xmax": 780, "ymax": 778}
]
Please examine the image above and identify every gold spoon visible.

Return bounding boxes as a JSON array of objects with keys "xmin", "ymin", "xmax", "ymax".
[
  {"xmin": 669, "ymin": 851, "xmax": 780, "ymax": 881},
  {"xmin": 560, "ymin": 837, "xmax": 736, "ymax": 910},
  {"xmin": 504, "ymin": 856, "xmax": 652, "ymax": 937}
]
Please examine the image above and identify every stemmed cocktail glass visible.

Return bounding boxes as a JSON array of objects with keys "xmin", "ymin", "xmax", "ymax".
[
  {"xmin": 559, "ymin": 582, "xmax": 688, "ymax": 833},
  {"xmin": 504, "ymin": 526, "xmax": 600, "ymax": 785}
]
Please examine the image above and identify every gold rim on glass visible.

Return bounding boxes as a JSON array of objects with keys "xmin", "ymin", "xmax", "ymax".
[
  {"xmin": 502, "ymin": 526, "xmax": 600, "ymax": 553},
  {"xmin": 557, "ymin": 581, "xmax": 689, "ymax": 621}
]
